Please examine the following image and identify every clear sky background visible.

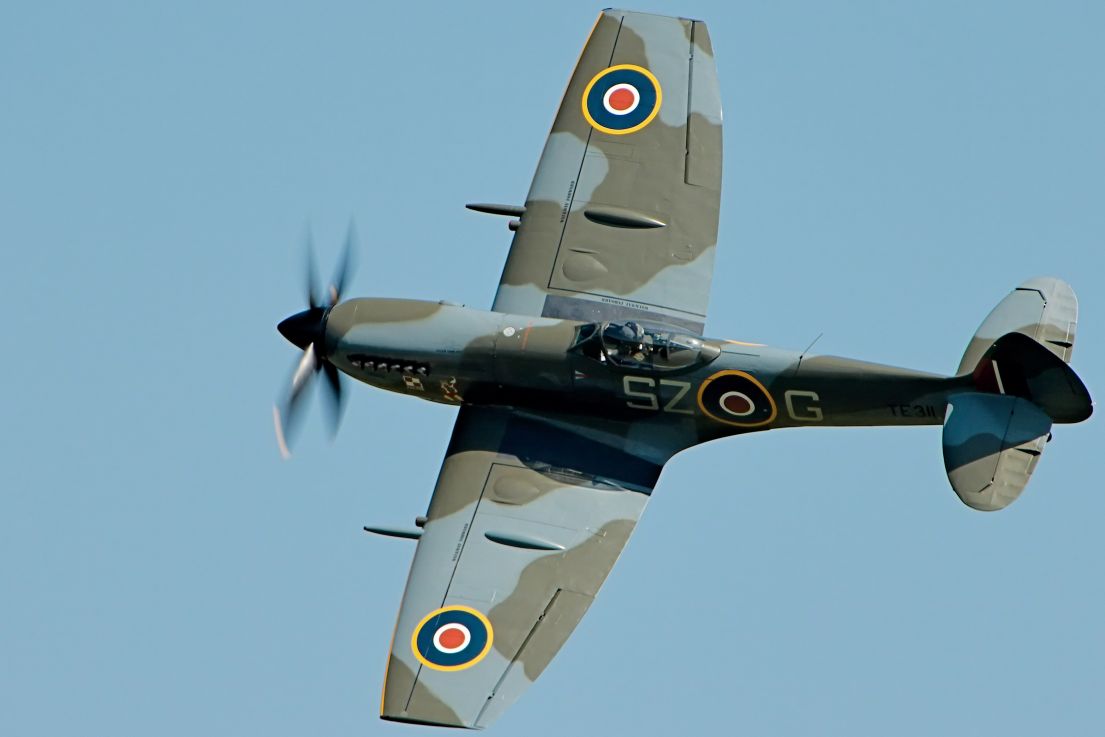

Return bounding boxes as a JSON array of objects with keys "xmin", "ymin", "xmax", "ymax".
[{"xmin": 2, "ymin": 1, "xmax": 1102, "ymax": 735}]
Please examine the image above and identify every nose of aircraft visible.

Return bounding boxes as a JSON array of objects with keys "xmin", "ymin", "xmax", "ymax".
[{"xmin": 277, "ymin": 306, "xmax": 327, "ymax": 350}]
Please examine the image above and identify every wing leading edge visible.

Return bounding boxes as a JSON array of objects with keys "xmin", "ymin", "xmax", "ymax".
[
  {"xmin": 492, "ymin": 9, "xmax": 723, "ymax": 335},
  {"xmin": 379, "ymin": 407, "xmax": 678, "ymax": 728}
]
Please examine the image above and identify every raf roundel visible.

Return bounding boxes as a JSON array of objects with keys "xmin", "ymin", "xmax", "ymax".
[
  {"xmin": 411, "ymin": 605, "xmax": 494, "ymax": 672},
  {"xmin": 697, "ymin": 370, "xmax": 778, "ymax": 428},
  {"xmin": 582, "ymin": 64, "xmax": 662, "ymax": 135}
]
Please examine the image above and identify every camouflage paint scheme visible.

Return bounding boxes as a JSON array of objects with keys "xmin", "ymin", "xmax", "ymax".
[
  {"xmin": 280, "ymin": 10, "xmax": 1094, "ymax": 729},
  {"xmin": 492, "ymin": 9, "xmax": 722, "ymax": 335}
]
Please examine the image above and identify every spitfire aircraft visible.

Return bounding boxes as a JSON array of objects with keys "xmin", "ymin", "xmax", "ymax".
[{"xmin": 273, "ymin": 8, "xmax": 1093, "ymax": 730}]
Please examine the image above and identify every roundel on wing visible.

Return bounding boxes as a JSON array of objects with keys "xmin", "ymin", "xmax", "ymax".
[
  {"xmin": 411, "ymin": 605, "xmax": 494, "ymax": 671},
  {"xmin": 581, "ymin": 64, "xmax": 662, "ymax": 135},
  {"xmin": 697, "ymin": 370, "xmax": 777, "ymax": 427}
]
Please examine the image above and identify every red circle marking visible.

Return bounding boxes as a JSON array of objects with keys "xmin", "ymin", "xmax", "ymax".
[
  {"xmin": 608, "ymin": 87, "xmax": 635, "ymax": 111},
  {"xmin": 437, "ymin": 626, "xmax": 466, "ymax": 650},
  {"xmin": 722, "ymin": 393, "xmax": 753, "ymax": 415}
]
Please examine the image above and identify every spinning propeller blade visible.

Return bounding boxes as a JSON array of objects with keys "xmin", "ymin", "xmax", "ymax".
[
  {"xmin": 305, "ymin": 227, "xmax": 320, "ymax": 310},
  {"xmin": 274, "ymin": 221, "xmax": 357, "ymax": 458},
  {"xmin": 329, "ymin": 221, "xmax": 356, "ymax": 307},
  {"xmin": 321, "ymin": 360, "xmax": 344, "ymax": 437}
]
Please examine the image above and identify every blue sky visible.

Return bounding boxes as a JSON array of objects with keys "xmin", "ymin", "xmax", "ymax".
[{"xmin": 2, "ymin": 1, "xmax": 1102, "ymax": 735}]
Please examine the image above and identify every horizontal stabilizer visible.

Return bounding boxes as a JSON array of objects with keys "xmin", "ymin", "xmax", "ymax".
[
  {"xmin": 959, "ymin": 277, "xmax": 1077, "ymax": 374},
  {"xmin": 943, "ymin": 393, "xmax": 1051, "ymax": 511}
]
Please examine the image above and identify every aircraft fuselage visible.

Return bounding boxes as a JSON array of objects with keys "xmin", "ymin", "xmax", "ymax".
[{"xmin": 324, "ymin": 298, "xmax": 962, "ymax": 443}]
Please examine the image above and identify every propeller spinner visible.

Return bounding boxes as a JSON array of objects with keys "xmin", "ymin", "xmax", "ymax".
[{"xmin": 273, "ymin": 222, "xmax": 357, "ymax": 459}]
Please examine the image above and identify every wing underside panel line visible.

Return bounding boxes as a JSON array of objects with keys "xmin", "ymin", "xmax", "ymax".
[
  {"xmin": 475, "ymin": 588, "xmax": 563, "ymax": 725},
  {"xmin": 543, "ymin": 16, "xmax": 625, "ymax": 296}
]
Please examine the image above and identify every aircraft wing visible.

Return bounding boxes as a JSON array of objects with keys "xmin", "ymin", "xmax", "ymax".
[
  {"xmin": 379, "ymin": 406, "xmax": 676, "ymax": 728},
  {"xmin": 492, "ymin": 9, "xmax": 723, "ymax": 336}
]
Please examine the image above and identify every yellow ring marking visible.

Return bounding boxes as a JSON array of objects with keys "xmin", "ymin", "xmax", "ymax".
[
  {"xmin": 410, "ymin": 605, "xmax": 494, "ymax": 672},
  {"xmin": 697, "ymin": 370, "xmax": 778, "ymax": 428},
  {"xmin": 581, "ymin": 64, "xmax": 663, "ymax": 136}
]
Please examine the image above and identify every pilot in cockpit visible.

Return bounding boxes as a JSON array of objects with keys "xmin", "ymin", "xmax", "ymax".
[
  {"xmin": 573, "ymin": 320, "xmax": 717, "ymax": 370},
  {"xmin": 603, "ymin": 322, "xmax": 650, "ymax": 363}
]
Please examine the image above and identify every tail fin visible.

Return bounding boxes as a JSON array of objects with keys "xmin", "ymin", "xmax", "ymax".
[{"xmin": 943, "ymin": 278, "xmax": 1092, "ymax": 511}]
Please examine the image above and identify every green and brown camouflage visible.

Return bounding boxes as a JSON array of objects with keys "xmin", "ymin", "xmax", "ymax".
[{"xmin": 272, "ymin": 9, "xmax": 1093, "ymax": 730}]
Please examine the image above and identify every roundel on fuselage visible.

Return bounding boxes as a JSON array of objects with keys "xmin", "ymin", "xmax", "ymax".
[{"xmin": 697, "ymin": 370, "xmax": 777, "ymax": 427}]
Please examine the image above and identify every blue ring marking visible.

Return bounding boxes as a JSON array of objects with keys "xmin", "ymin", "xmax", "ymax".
[
  {"xmin": 585, "ymin": 67, "xmax": 659, "ymax": 132},
  {"xmin": 414, "ymin": 608, "xmax": 490, "ymax": 669}
]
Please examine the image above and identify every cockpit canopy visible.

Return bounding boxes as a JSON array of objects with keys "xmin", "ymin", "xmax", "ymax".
[{"xmin": 571, "ymin": 321, "xmax": 720, "ymax": 371}]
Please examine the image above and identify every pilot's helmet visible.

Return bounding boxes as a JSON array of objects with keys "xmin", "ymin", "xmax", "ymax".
[{"xmin": 606, "ymin": 323, "xmax": 636, "ymax": 343}]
